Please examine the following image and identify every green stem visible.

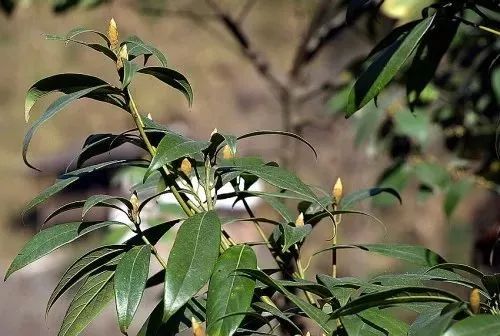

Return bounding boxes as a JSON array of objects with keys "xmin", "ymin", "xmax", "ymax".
[{"xmin": 126, "ymin": 88, "xmax": 194, "ymax": 217}]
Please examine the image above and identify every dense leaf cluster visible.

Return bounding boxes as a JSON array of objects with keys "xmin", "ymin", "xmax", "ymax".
[{"xmin": 5, "ymin": 3, "xmax": 500, "ymax": 336}]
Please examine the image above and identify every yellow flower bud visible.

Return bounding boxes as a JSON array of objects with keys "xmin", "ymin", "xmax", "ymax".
[
  {"xmin": 332, "ymin": 177, "xmax": 343, "ymax": 203},
  {"xmin": 210, "ymin": 128, "xmax": 218, "ymax": 137},
  {"xmin": 222, "ymin": 144, "xmax": 234, "ymax": 159},
  {"xmin": 130, "ymin": 192, "xmax": 140, "ymax": 223},
  {"xmin": 191, "ymin": 317, "xmax": 205, "ymax": 336},
  {"xmin": 470, "ymin": 288, "xmax": 480, "ymax": 314},
  {"xmin": 295, "ymin": 212, "xmax": 304, "ymax": 227},
  {"xmin": 305, "ymin": 332, "xmax": 311, "ymax": 336},
  {"xmin": 180, "ymin": 158, "xmax": 192, "ymax": 176},
  {"xmin": 108, "ymin": 18, "xmax": 119, "ymax": 53},
  {"xmin": 147, "ymin": 113, "xmax": 153, "ymax": 120},
  {"xmin": 116, "ymin": 44, "xmax": 128, "ymax": 69}
]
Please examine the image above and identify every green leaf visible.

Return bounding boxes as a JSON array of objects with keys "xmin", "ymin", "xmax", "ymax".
[
  {"xmin": 114, "ymin": 245, "xmax": 151, "ymax": 333},
  {"xmin": 163, "ymin": 211, "xmax": 221, "ymax": 320},
  {"xmin": 236, "ymin": 130, "xmax": 318, "ymax": 159},
  {"xmin": 24, "ymin": 74, "xmax": 111, "ymax": 122},
  {"xmin": 315, "ymin": 244, "xmax": 446, "ymax": 266},
  {"xmin": 341, "ymin": 307, "xmax": 409, "ymax": 336},
  {"xmin": 122, "ymin": 59, "xmax": 140, "ymax": 88},
  {"xmin": 5, "ymin": 221, "xmax": 124, "ymax": 279},
  {"xmin": 58, "ymin": 265, "xmax": 116, "ymax": 336},
  {"xmin": 340, "ymin": 187, "xmax": 402, "ymax": 209},
  {"xmin": 406, "ymin": 21, "xmax": 459, "ymax": 108},
  {"xmin": 82, "ymin": 194, "xmax": 131, "ymax": 219},
  {"xmin": 444, "ymin": 179, "xmax": 473, "ymax": 217},
  {"xmin": 23, "ymin": 84, "xmax": 109, "ymax": 170},
  {"xmin": 206, "ymin": 245, "xmax": 257, "ymax": 336},
  {"xmin": 138, "ymin": 67, "xmax": 193, "ymax": 106},
  {"xmin": 25, "ymin": 177, "xmax": 79, "ymax": 213},
  {"xmin": 146, "ymin": 133, "xmax": 210, "ymax": 179},
  {"xmin": 47, "ymin": 245, "xmax": 126, "ymax": 315},
  {"xmin": 279, "ymin": 223, "xmax": 312, "ymax": 252},
  {"xmin": 238, "ymin": 269, "xmax": 335, "ymax": 334},
  {"xmin": 443, "ymin": 315, "xmax": 500, "ymax": 336},
  {"xmin": 123, "ymin": 36, "xmax": 168, "ymax": 67},
  {"xmin": 346, "ymin": 15, "xmax": 435, "ymax": 116},
  {"xmin": 45, "ymin": 32, "xmax": 117, "ymax": 63},
  {"xmin": 258, "ymin": 195, "xmax": 295, "ymax": 223},
  {"xmin": 317, "ymin": 275, "xmax": 375, "ymax": 306},
  {"xmin": 49, "ymin": 27, "xmax": 110, "ymax": 46},
  {"xmin": 409, "ymin": 303, "xmax": 465, "ymax": 336},
  {"xmin": 227, "ymin": 165, "xmax": 319, "ymax": 204},
  {"xmin": 252, "ymin": 302, "xmax": 301, "ymax": 334},
  {"xmin": 332, "ymin": 287, "xmax": 461, "ymax": 317}
]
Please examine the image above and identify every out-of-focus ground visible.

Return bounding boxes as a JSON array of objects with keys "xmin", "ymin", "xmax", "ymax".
[{"xmin": 0, "ymin": 1, "xmax": 487, "ymax": 335}]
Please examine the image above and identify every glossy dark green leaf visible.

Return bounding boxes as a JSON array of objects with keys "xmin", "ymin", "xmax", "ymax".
[
  {"xmin": 163, "ymin": 211, "xmax": 221, "ymax": 320},
  {"xmin": 346, "ymin": 15, "xmax": 435, "ymax": 116},
  {"xmin": 24, "ymin": 74, "xmax": 110, "ymax": 122},
  {"xmin": 58, "ymin": 265, "xmax": 116, "ymax": 336},
  {"xmin": 76, "ymin": 133, "xmax": 144, "ymax": 168},
  {"xmin": 407, "ymin": 21, "xmax": 459, "ymax": 108},
  {"xmin": 279, "ymin": 223, "xmax": 312, "ymax": 252},
  {"xmin": 123, "ymin": 36, "xmax": 168, "ymax": 67},
  {"xmin": 332, "ymin": 287, "xmax": 461, "ymax": 317},
  {"xmin": 44, "ymin": 200, "xmax": 127, "ymax": 224},
  {"xmin": 82, "ymin": 194, "xmax": 131, "ymax": 219},
  {"xmin": 138, "ymin": 67, "xmax": 193, "ymax": 106},
  {"xmin": 146, "ymin": 133, "xmax": 210, "ymax": 179},
  {"xmin": 443, "ymin": 315, "xmax": 500, "ymax": 336},
  {"xmin": 206, "ymin": 245, "xmax": 257, "ymax": 336},
  {"xmin": 5, "ymin": 221, "xmax": 124, "ymax": 279},
  {"xmin": 317, "ymin": 275, "xmax": 374, "ymax": 306},
  {"xmin": 426, "ymin": 263, "xmax": 485, "ymax": 279},
  {"xmin": 227, "ymin": 165, "xmax": 319, "ymax": 204},
  {"xmin": 316, "ymin": 243, "xmax": 445, "ymax": 266},
  {"xmin": 238, "ymin": 269, "xmax": 335, "ymax": 334},
  {"xmin": 115, "ymin": 245, "xmax": 151, "ymax": 333},
  {"xmin": 236, "ymin": 130, "xmax": 318, "ymax": 159},
  {"xmin": 24, "ymin": 177, "xmax": 79, "ymax": 213},
  {"xmin": 126, "ymin": 219, "xmax": 181, "ymax": 246},
  {"xmin": 61, "ymin": 159, "xmax": 148, "ymax": 179},
  {"xmin": 23, "ymin": 84, "xmax": 109, "ymax": 169},
  {"xmin": 47, "ymin": 245, "xmax": 126, "ymax": 315},
  {"xmin": 340, "ymin": 187, "xmax": 402, "ymax": 209},
  {"xmin": 341, "ymin": 307, "xmax": 409, "ymax": 336}
]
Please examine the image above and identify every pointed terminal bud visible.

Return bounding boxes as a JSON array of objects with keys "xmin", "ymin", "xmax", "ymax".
[
  {"xmin": 222, "ymin": 144, "xmax": 234, "ymax": 159},
  {"xmin": 147, "ymin": 113, "xmax": 153, "ymax": 120},
  {"xmin": 210, "ymin": 128, "xmax": 218, "ymax": 137},
  {"xmin": 333, "ymin": 177, "xmax": 343, "ymax": 203},
  {"xmin": 117, "ymin": 44, "xmax": 128, "ymax": 69},
  {"xmin": 295, "ymin": 212, "xmax": 304, "ymax": 227},
  {"xmin": 470, "ymin": 288, "xmax": 480, "ymax": 314},
  {"xmin": 305, "ymin": 332, "xmax": 311, "ymax": 336},
  {"xmin": 191, "ymin": 317, "xmax": 205, "ymax": 336},
  {"xmin": 108, "ymin": 18, "xmax": 119, "ymax": 53},
  {"xmin": 180, "ymin": 158, "xmax": 192, "ymax": 176},
  {"xmin": 130, "ymin": 192, "xmax": 140, "ymax": 223}
]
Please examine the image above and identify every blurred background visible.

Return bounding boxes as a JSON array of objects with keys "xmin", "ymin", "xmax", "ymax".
[{"xmin": 0, "ymin": 0, "xmax": 499, "ymax": 335}]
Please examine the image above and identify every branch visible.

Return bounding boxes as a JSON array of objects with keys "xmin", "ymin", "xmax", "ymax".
[{"xmin": 205, "ymin": 0, "xmax": 286, "ymax": 95}]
